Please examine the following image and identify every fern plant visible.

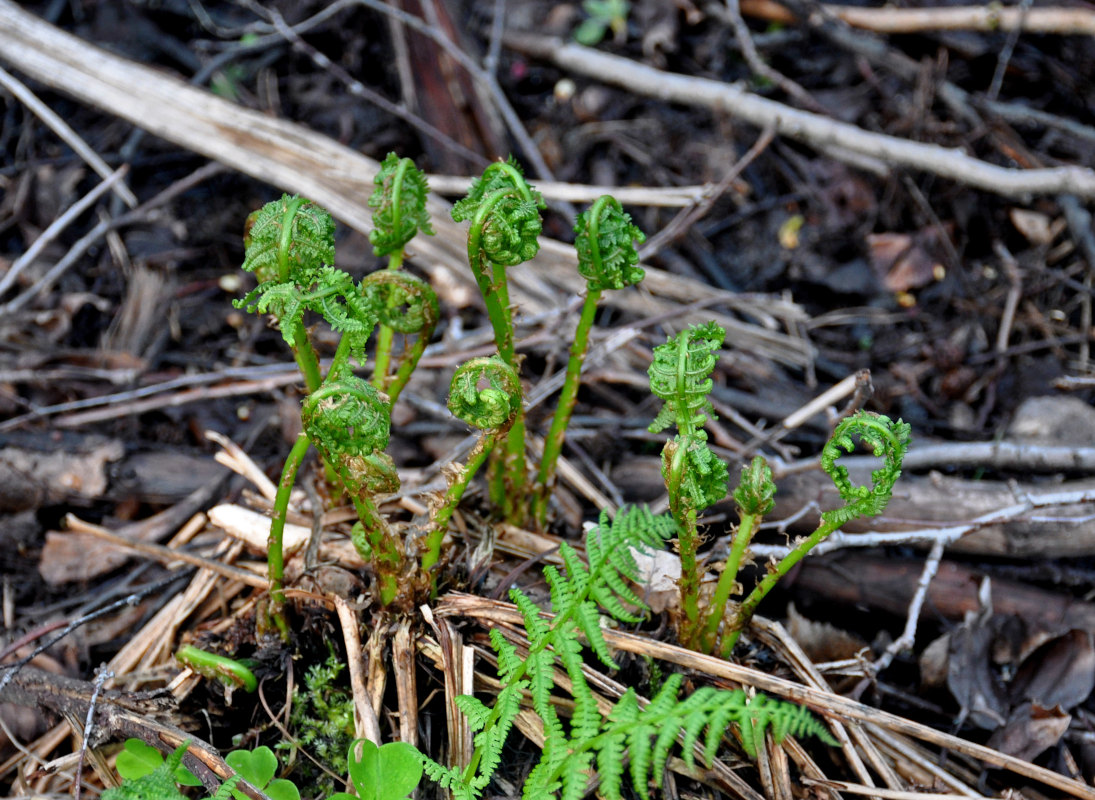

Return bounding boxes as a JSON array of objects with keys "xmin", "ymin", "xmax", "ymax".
[
  {"xmin": 420, "ymin": 356, "xmax": 523, "ymax": 583},
  {"xmin": 236, "ymin": 194, "xmax": 429, "ymax": 627},
  {"xmin": 421, "ymin": 506, "xmax": 837, "ymax": 800},
  {"xmin": 451, "ymin": 158, "xmax": 545, "ymax": 520},
  {"xmin": 712, "ymin": 411, "xmax": 910, "ymax": 655},
  {"xmin": 367, "ymin": 153, "xmax": 436, "ymax": 402},
  {"xmin": 533, "ymin": 195, "xmax": 646, "ymax": 525},
  {"xmin": 647, "ymin": 321, "xmax": 730, "ymax": 645}
]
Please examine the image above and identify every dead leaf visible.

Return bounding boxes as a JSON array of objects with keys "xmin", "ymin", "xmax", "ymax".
[
  {"xmin": 1009, "ymin": 629, "xmax": 1095, "ymax": 711},
  {"xmin": 946, "ymin": 579, "xmax": 1010, "ymax": 729},
  {"xmin": 1009, "ymin": 208, "xmax": 1055, "ymax": 245},
  {"xmin": 986, "ymin": 702, "xmax": 1070, "ymax": 761},
  {"xmin": 786, "ymin": 603, "xmax": 868, "ymax": 662}
]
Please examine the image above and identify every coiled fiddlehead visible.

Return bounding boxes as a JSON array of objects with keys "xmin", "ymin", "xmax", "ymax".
[
  {"xmin": 447, "ymin": 356, "xmax": 523, "ymax": 430},
  {"xmin": 720, "ymin": 410, "xmax": 910, "ymax": 654},
  {"xmin": 237, "ymin": 195, "xmax": 337, "ymax": 393},
  {"xmin": 300, "ymin": 374, "xmax": 399, "ymax": 500},
  {"xmin": 368, "ymin": 152, "xmax": 434, "ymax": 258},
  {"xmin": 648, "ymin": 320, "xmax": 724, "ymax": 437},
  {"xmin": 242, "ymin": 194, "xmax": 334, "ymax": 284},
  {"xmin": 820, "ymin": 411, "xmax": 910, "ymax": 527},
  {"xmin": 359, "ymin": 270, "xmax": 439, "ymax": 404},
  {"xmin": 420, "ymin": 357, "xmax": 523, "ymax": 580},
  {"xmin": 575, "ymin": 195, "xmax": 646, "ymax": 292},
  {"xmin": 534, "ymin": 196, "xmax": 646, "ymax": 525}
]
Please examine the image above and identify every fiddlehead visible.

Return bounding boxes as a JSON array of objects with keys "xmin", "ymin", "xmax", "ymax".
[
  {"xmin": 359, "ymin": 270, "xmax": 439, "ymax": 404},
  {"xmin": 368, "ymin": 152, "xmax": 434, "ymax": 258},
  {"xmin": 451, "ymin": 158, "xmax": 544, "ymax": 521},
  {"xmin": 447, "ymin": 356, "xmax": 523, "ymax": 431},
  {"xmin": 420, "ymin": 357, "xmax": 523, "ymax": 578},
  {"xmin": 300, "ymin": 374, "xmax": 399, "ymax": 500},
  {"xmin": 241, "ymin": 194, "xmax": 334, "ymax": 284},
  {"xmin": 647, "ymin": 321, "xmax": 724, "ymax": 437},
  {"xmin": 721, "ymin": 410, "xmax": 910, "ymax": 654},
  {"xmin": 534, "ymin": 196, "xmax": 646, "ymax": 525},
  {"xmin": 648, "ymin": 321, "xmax": 729, "ymax": 644},
  {"xmin": 820, "ymin": 410, "xmax": 911, "ymax": 527},
  {"xmin": 236, "ymin": 195, "xmax": 336, "ymax": 392},
  {"xmin": 575, "ymin": 195, "xmax": 646, "ymax": 292}
]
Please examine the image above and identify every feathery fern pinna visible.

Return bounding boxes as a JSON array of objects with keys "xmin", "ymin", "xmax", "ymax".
[
  {"xmin": 647, "ymin": 321, "xmax": 730, "ymax": 645},
  {"xmin": 423, "ymin": 506, "xmax": 837, "ymax": 800}
]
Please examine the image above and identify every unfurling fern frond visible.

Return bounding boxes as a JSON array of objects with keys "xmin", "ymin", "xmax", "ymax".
[
  {"xmin": 300, "ymin": 375, "xmax": 398, "ymax": 499},
  {"xmin": 647, "ymin": 321, "xmax": 725, "ymax": 436},
  {"xmin": 820, "ymin": 410, "xmax": 911, "ymax": 527},
  {"xmin": 575, "ymin": 195, "xmax": 645, "ymax": 292},
  {"xmin": 359, "ymin": 270, "xmax": 439, "ymax": 403},
  {"xmin": 242, "ymin": 194, "xmax": 334, "ymax": 284},
  {"xmin": 446, "ymin": 356, "xmax": 523, "ymax": 431},
  {"xmin": 368, "ymin": 152, "xmax": 434, "ymax": 257}
]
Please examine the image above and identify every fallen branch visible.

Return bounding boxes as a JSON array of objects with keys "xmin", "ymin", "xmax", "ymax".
[
  {"xmin": 504, "ymin": 33, "xmax": 1095, "ymax": 199},
  {"xmin": 741, "ymin": 0, "xmax": 1095, "ymax": 36}
]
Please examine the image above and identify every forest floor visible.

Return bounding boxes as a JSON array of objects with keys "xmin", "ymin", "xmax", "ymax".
[{"xmin": 2, "ymin": 0, "xmax": 1095, "ymax": 798}]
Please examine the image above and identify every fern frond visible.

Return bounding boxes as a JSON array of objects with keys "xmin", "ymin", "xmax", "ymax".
[
  {"xmin": 359, "ymin": 270, "xmax": 439, "ymax": 334},
  {"xmin": 447, "ymin": 356, "xmax": 523, "ymax": 430},
  {"xmin": 368, "ymin": 153, "xmax": 434, "ymax": 256},
  {"xmin": 242, "ymin": 194, "xmax": 334, "ymax": 283},
  {"xmin": 647, "ymin": 321, "xmax": 725, "ymax": 436},
  {"xmin": 820, "ymin": 410, "xmax": 910, "ymax": 527},
  {"xmin": 575, "ymin": 195, "xmax": 646, "ymax": 292},
  {"xmin": 301, "ymin": 375, "xmax": 398, "ymax": 498},
  {"xmin": 661, "ymin": 437, "xmax": 731, "ymax": 512}
]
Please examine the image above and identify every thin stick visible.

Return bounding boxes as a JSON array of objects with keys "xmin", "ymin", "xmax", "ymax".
[
  {"xmin": 0, "ymin": 166, "xmax": 129, "ymax": 297},
  {"xmin": 333, "ymin": 595, "xmax": 382, "ymax": 745},
  {"xmin": 0, "ymin": 65, "xmax": 136, "ymax": 207},
  {"xmin": 505, "ymin": 33, "xmax": 1095, "ymax": 199}
]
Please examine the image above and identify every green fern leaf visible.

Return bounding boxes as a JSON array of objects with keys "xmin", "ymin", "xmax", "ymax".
[
  {"xmin": 368, "ymin": 153, "xmax": 434, "ymax": 256},
  {"xmin": 242, "ymin": 194, "xmax": 334, "ymax": 283},
  {"xmin": 575, "ymin": 196, "xmax": 645, "ymax": 292}
]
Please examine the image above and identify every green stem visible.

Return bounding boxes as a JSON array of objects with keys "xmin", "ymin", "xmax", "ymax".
[
  {"xmin": 420, "ymin": 431, "xmax": 498, "ymax": 579},
  {"xmin": 175, "ymin": 645, "xmax": 257, "ymax": 693},
  {"xmin": 371, "ymin": 249, "xmax": 405, "ymax": 394},
  {"xmin": 666, "ymin": 442, "xmax": 701, "ymax": 645},
  {"xmin": 695, "ymin": 509, "xmax": 758, "ymax": 653},
  {"xmin": 533, "ymin": 288, "xmax": 601, "ymax": 525},
  {"xmin": 720, "ymin": 515, "xmax": 842, "ymax": 656},
  {"xmin": 350, "ymin": 494, "xmax": 401, "ymax": 606},
  {"xmin": 468, "ymin": 189, "xmax": 518, "ymax": 363},
  {"xmin": 268, "ymin": 432, "xmax": 311, "ymax": 639}
]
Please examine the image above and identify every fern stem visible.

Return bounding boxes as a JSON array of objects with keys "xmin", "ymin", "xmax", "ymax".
[
  {"xmin": 350, "ymin": 495, "xmax": 401, "ymax": 606},
  {"xmin": 533, "ymin": 287, "xmax": 601, "ymax": 525},
  {"xmin": 268, "ymin": 431, "xmax": 311, "ymax": 639},
  {"xmin": 371, "ymin": 249, "xmax": 404, "ymax": 395},
  {"xmin": 721, "ymin": 515, "xmax": 842, "ymax": 655},
  {"xmin": 663, "ymin": 442, "xmax": 701, "ymax": 643},
  {"xmin": 696, "ymin": 509, "xmax": 758, "ymax": 653},
  {"xmin": 420, "ymin": 432, "xmax": 497, "ymax": 579}
]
